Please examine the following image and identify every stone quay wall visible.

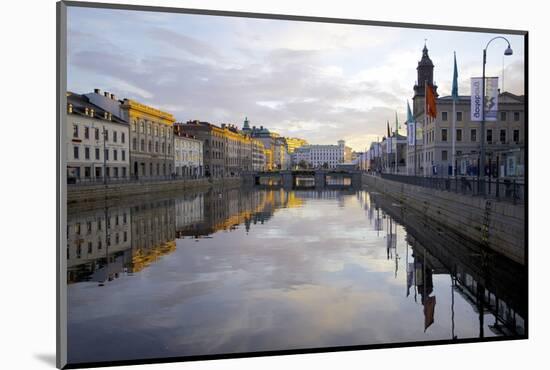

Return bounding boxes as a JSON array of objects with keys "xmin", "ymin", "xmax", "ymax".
[
  {"xmin": 362, "ymin": 174, "xmax": 525, "ymax": 265},
  {"xmin": 67, "ymin": 177, "xmax": 242, "ymax": 205}
]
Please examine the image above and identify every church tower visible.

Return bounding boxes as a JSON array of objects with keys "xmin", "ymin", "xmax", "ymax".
[{"xmin": 412, "ymin": 43, "xmax": 438, "ymax": 116}]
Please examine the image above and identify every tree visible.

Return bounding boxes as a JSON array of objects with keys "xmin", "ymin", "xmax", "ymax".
[
  {"xmin": 298, "ymin": 160, "xmax": 308, "ymax": 169},
  {"xmin": 322, "ymin": 162, "xmax": 329, "ymax": 169}
]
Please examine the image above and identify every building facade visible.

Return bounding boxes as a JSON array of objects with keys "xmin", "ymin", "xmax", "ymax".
[
  {"xmin": 173, "ymin": 124, "xmax": 204, "ymax": 178},
  {"xmin": 66, "ymin": 92, "xmax": 130, "ymax": 182},
  {"xmin": 293, "ymin": 140, "xmax": 347, "ymax": 169},
  {"xmin": 408, "ymin": 45, "xmax": 525, "ymax": 178}
]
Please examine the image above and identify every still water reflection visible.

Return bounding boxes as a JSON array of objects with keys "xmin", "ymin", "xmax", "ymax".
[{"xmin": 67, "ymin": 187, "xmax": 526, "ymax": 364}]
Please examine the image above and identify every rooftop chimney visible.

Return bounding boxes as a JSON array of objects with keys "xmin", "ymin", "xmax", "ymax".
[
  {"xmin": 94, "ymin": 88, "xmax": 101, "ymax": 94},
  {"xmin": 104, "ymin": 91, "xmax": 109, "ymax": 97},
  {"xmin": 110, "ymin": 93, "xmax": 116, "ymax": 100}
]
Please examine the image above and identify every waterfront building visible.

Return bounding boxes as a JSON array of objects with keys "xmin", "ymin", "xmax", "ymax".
[
  {"xmin": 221, "ymin": 123, "xmax": 253, "ymax": 176},
  {"xmin": 285, "ymin": 137, "xmax": 309, "ymax": 154},
  {"xmin": 248, "ymin": 125, "xmax": 290, "ymax": 170},
  {"xmin": 177, "ymin": 120, "xmax": 225, "ymax": 178},
  {"xmin": 85, "ymin": 89, "xmax": 176, "ymax": 178},
  {"xmin": 381, "ymin": 133, "xmax": 408, "ymax": 174},
  {"xmin": 408, "ymin": 45, "xmax": 525, "ymax": 177},
  {"xmin": 173, "ymin": 124, "xmax": 204, "ymax": 178},
  {"xmin": 251, "ymin": 139, "xmax": 266, "ymax": 171},
  {"xmin": 66, "ymin": 92, "xmax": 130, "ymax": 181},
  {"xmin": 293, "ymin": 140, "xmax": 347, "ymax": 169}
]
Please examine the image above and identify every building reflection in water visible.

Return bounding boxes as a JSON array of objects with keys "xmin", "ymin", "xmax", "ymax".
[
  {"xmin": 67, "ymin": 186, "xmax": 525, "ymax": 346},
  {"xmin": 362, "ymin": 191, "xmax": 525, "ymax": 337}
]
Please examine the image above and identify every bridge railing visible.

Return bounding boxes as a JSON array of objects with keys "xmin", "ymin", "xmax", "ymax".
[{"xmin": 379, "ymin": 173, "xmax": 524, "ymax": 204}]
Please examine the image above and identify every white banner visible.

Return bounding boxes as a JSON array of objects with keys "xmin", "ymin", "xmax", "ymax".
[
  {"xmin": 407, "ymin": 121, "xmax": 415, "ymax": 146},
  {"xmin": 471, "ymin": 77, "xmax": 499, "ymax": 121}
]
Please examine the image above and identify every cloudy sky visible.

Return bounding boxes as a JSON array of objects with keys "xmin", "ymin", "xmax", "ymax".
[{"xmin": 67, "ymin": 6, "xmax": 525, "ymax": 152}]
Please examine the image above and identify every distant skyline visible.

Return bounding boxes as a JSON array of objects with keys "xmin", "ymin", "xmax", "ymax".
[{"xmin": 67, "ymin": 6, "xmax": 525, "ymax": 152}]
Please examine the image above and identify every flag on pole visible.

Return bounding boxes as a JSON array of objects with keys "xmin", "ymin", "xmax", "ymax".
[
  {"xmin": 452, "ymin": 51, "xmax": 459, "ymax": 101},
  {"xmin": 426, "ymin": 83, "xmax": 437, "ymax": 119}
]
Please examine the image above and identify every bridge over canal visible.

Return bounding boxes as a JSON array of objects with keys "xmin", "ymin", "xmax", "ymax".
[{"xmin": 245, "ymin": 169, "xmax": 363, "ymax": 189}]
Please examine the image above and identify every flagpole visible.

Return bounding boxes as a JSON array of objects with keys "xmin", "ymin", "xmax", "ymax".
[
  {"xmin": 424, "ymin": 80, "xmax": 428, "ymax": 177},
  {"xmin": 395, "ymin": 114, "xmax": 398, "ymax": 175},
  {"xmin": 452, "ymin": 97, "xmax": 456, "ymax": 177}
]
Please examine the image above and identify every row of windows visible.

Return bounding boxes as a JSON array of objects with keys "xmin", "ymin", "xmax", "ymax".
[
  {"xmin": 73, "ymin": 146, "xmax": 127, "ymax": 161},
  {"xmin": 132, "ymin": 138, "xmax": 171, "ymax": 154},
  {"xmin": 431, "ymin": 128, "xmax": 521, "ymax": 144},
  {"xmin": 73, "ymin": 124, "xmax": 125, "ymax": 143},
  {"xmin": 132, "ymin": 120, "xmax": 172, "ymax": 138},
  {"xmin": 73, "ymin": 166, "xmax": 128, "ymax": 179},
  {"xmin": 70, "ymin": 214, "xmax": 129, "ymax": 235},
  {"xmin": 68, "ymin": 232, "xmax": 128, "ymax": 259},
  {"xmin": 441, "ymin": 111, "xmax": 521, "ymax": 122}
]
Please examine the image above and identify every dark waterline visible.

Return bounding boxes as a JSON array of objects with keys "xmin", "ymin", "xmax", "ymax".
[{"xmin": 66, "ymin": 186, "xmax": 526, "ymax": 364}]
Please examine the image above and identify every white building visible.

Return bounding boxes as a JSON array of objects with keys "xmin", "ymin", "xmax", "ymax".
[
  {"xmin": 294, "ymin": 140, "xmax": 347, "ymax": 169},
  {"xmin": 173, "ymin": 129, "xmax": 203, "ymax": 178},
  {"xmin": 66, "ymin": 92, "xmax": 130, "ymax": 182}
]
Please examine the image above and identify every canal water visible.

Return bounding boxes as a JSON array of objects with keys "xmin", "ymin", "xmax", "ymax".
[{"xmin": 66, "ymin": 186, "xmax": 526, "ymax": 364}]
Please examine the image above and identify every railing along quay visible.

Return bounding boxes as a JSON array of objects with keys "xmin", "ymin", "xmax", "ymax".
[{"xmin": 379, "ymin": 173, "xmax": 524, "ymax": 204}]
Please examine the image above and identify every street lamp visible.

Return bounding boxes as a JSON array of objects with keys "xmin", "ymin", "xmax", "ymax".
[{"xmin": 480, "ymin": 36, "xmax": 513, "ymax": 193}]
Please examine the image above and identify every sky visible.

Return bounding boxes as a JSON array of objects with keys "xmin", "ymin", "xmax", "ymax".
[{"xmin": 67, "ymin": 6, "xmax": 525, "ymax": 152}]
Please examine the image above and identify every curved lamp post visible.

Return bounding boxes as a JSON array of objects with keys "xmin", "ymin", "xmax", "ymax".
[{"xmin": 480, "ymin": 36, "xmax": 513, "ymax": 193}]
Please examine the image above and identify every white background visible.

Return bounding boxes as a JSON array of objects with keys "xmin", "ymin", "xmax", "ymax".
[{"xmin": 0, "ymin": 0, "xmax": 547, "ymax": 369}]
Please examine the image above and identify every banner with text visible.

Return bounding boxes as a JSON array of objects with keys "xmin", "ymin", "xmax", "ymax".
[
  {"xmin": 471, "ymin": 77, "xmax": 499, "ymax": 121},
  {"xmin": 407, "ymin": 121, "xmax": 416, "ymax": 146}
]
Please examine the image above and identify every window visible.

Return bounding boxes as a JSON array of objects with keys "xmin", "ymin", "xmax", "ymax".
[
  {"xmin": 113, "ymin": 131, "xmax": 117, "ymax": 143},
  {"xmin": 140, "ymin": 121, "xmax": 144, "ymax": 133},
  {"xmin": 487, "ymin": 129, "xmax": 493, "ymax": 143},
  {"xmin": 114, "ymin": 167, "xmax": 119, "ymax": 178},
  {"xmin": 95, "ymin": 128, "xmax": 100, "ymax": 140},
  {"xmin": 124, "ymin": 231, "xmax": 127, "ymax": 242},
  {"xmin": 148, "ymin": 123, "xmax": 152, "ymax": 135},
  {"xmin": 84, "ymin": 126, "xmax": 89, "ymax": 139},
  {"xmin": 84, "ymin": 167, "xmax": 91, "ymax": 178},
  {"xmin": 75, "ymin": 223, "xmax": 81, "ymax": 235},
  {"xmin": 73, "ymin": 124, "xmax": 78, "ymax": 138},
  {"xmin": 500, "ymin": 111, "xmax": 507, "ymax": 121},
  {"xmin": 73, "ymin": 146, "xmax": 79, "ymax": 159},
  {"xmin": 132, "ymin": 120, "xmax": 137, "ymax": 132},
  {"xmin": 148, "ymin": 141, "xmax": 152, "ymax": 152},
  {"xmin": 88, "ymin": 242, "xmax": 92, "ymax": 254},
  {"xmin": 132, "ymin": 138, "xmax": 137, "ymax": 150},
  {"xmin": 84, "ymin": 147, "xmax": 90, "ymax": 160},
  {"xmin": 113, "ymin": 149, "xmax": 118, "ymax": 161},
  {"xmin": 141, "ymin": 139, "xmax": 145, "ymax": 151},
  {"xmin": 441, "ymin": 128, "xmax": 448, "ymax": 142},
  {"xmin": 98, "ymin": 240, "xmax": 102, "ymax": 250},
  {"xmin": 513, "ymin": 129, "xmax": 520, "ymax": 143},
  {"xmin": 514, "ymin": 112, "xmax": 520, "ymax": 121},
  {"xmin": 95, "ymin": 148, "xmax": 100, "ymax": 160},
  {"xmin": 456, "ymin": 112, "xmax": 463, "ymax": 121},
  {"xmin": 456, "ymin": 129, "xmax": 462, "ymax": 142},
  {"xmin": 104, "ymin": 149, "xmax": 109, "ymax": 161},
  {"xmin": 500, "ymin": 129, "xmax": 506, "ymax": 144},
  {"xmin": 168, "ymin": 144, "xmax": 171, "ymax": 154},
  {"xmin": 121, "ymin": 132, "xmax": 125, "ymax": 143},
  {"xmin": 123, "ymin": 213, "xmax": 127, "ymax": 224},
  {"xmin": 122, "ymin": 150, "xmax": 126, "ymax": 161},
  {"xmin": 470, "ymin": 129, "xmax": 477, "ymax": 142},
  {"xmin": 155, "ymin": 142, "xmax": 159, "ymax": 153},
  {"xmin": 87, "ymin": 222, "xmax": 92, "ymax": 233},
  {"xmin": 98, "ymin": 220, "xmax": 102, "ymax": 230},
  {"xmin": 442, "ymin": 150, "xmax": 448, "ymax": 161},
  {"xmin": 162, "ymin": 142, "xmax": 165, "ymax": 153}
]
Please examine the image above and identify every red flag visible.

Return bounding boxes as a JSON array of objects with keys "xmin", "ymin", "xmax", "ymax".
[{"xmin": 426, "ymin": 83, "xmax": 437, "ymax": 119}]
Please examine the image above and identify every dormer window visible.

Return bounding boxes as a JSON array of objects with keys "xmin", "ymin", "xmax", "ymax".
[
  {"xmin": 90, "ymin": 109, "xmax": 94, "ymax": 117},
  {"xmin": 108, "ymin": 113, "xmax": 112, "ymax": 121},
  {"xmin": 68, "ymin": 103, "xmax": 73, "ymax": 113},
  {"xmin": 84, "ymin": 107, "xmax": 89, "ymax": 116},
  {"xmin": 104, "ymin": 112, "xmax": 108, "ymax": 119}
]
